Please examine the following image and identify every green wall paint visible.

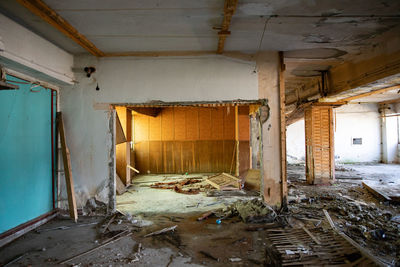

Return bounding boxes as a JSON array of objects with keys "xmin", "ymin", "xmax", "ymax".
[{"xmin": 0, "ymin": 75, "xmax": 55, "ymax": 233}]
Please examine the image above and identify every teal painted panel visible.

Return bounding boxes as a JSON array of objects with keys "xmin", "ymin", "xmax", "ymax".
[{"xmin": 0, "ymin": 75, "xmax": 54, "ymax": 233}]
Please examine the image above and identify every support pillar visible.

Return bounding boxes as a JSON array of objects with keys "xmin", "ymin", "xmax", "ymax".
[
  {"xmin": 257, "ymin": 51, "xmax": 286, "ymax": 208},
  {"xmin": 304, "ymin": 104, "xmax": 335, "ymax": 184}
]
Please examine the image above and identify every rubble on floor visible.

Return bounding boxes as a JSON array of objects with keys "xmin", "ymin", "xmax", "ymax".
[
  {"xmin": 286, "ymin": 164, "xmax": 400, "ymax": 265},
  {"xmin": 215, "ymin": 198, "xmax": 277, "ymax": 223},
  {"xmin": 150, "ymin": 178, "xmax": 211, "ymax": 195}
]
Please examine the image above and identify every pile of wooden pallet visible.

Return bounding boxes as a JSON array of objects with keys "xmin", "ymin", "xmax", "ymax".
[
  {"xmin": 205, "ymin": 173, "xmax": 241, "ymax": 190},
  {"xmin": 264, "ymin": 227, "xmax": 381, "ymax": 266}
]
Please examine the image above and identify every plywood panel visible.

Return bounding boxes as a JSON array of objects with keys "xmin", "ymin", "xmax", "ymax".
[
  {"xmin": 135, "ymin": 141, "xmax": 149, "ymax": 174},
  {"xmin": 211, "ymin": 107, "xmax": 224, "ymax": 140},
  {"xmin": 174, "ymin": 107, "xmax": 186, "ymax": 140},
  {"xmin": 199, "ymin": 108, "xmax": 212, "ymax": 140},
  {"xmin": 116, "ymin": 143, "xmax": 127, "ymax": 182},
  {"xmin": 239, "ymin": 141, "xmax": 250, "ymax": 177},
  {"xmin": 161, "ymin": 108, "xmax": 174, "ymax": 141},
  {"xmin": 223, "ymin": 140, "xmax": 236, "ymax": 173},
  {"xmin": 134, "ymin": 115, "xmax": 149, "ymax": 142},
  {"xmin": 186, "ymin": 108, "xmax": 199, "ymax": 140},
  {"xmin": 132, "ymin": 106, "xmax": 248, "ymax": 174},
  {"xmin": 238, "ymin": 106, "xmax": 250, "ymax": 141},
  {"xmin": 197, "ymin": 141, "xmax": 211, "ymax": 172},
  {"xmin": 224, "ymin": 107, "xmax": 235, "ymax": 140},
  {"xmin": 149, "ymin": 141, "xmax": 162, "ymax": 173},
  {"xmin": 149, "ymin": 115, "xmax": 161, "ymax": 141}
]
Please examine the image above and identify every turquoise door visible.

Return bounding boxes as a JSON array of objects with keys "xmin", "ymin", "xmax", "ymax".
[{"xmin": 0, "ymin": 75, "xmax": 56, "ymax": 234}]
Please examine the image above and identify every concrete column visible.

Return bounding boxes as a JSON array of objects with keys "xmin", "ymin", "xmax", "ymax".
[
  {"xmin": 256, "ymin": 52, "xmax": 286, "ymax": 208},
  {"xmin": 304, "ymin": 105, "xmax": 335, "ymax": 184},
  {"xmin": 380, "ymin": 104, "xmax": 398, "ymax": 163}
]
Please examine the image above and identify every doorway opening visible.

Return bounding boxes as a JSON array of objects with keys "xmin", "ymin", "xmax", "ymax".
[{"xmin": 113, "ymin": 101, "xmax": 263, "ymax": 215}]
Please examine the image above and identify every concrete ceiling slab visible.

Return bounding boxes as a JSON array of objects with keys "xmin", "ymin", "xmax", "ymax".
[{"xmin": 0, "ymin": 0, "xmax": 85, "ymax": 54}]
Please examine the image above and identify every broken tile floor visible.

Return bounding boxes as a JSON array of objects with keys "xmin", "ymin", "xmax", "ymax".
[{"xmin": 0, "ymin": 164, "xmax": 399, "ymax": 266}]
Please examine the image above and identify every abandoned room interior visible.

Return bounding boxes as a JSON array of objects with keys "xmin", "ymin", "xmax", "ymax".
[{"xmin": 0, "ymin": 0, "xmax": 400, "ymax": 266}]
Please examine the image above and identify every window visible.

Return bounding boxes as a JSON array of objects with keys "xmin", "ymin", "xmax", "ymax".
[{"xmin": 352, "ymin": 138, "xmax": 362, "ymax": 145}]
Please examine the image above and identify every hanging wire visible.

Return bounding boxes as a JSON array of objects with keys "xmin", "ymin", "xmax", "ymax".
[{"xmin": 254, "ymin": 16, "xmax": 271, "ymax": 73}]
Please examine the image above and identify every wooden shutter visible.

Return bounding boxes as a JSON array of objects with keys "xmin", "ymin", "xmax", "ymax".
[{"xmin": 305, "ymin": 106, "xmax": 335, "ymax": 184}]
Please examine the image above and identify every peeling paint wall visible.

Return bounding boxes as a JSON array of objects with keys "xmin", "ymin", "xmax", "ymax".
[
  {"xmin": 256, "ymin": 52, "xmax": 282, "ymax": 207},
  {"xmin": 59, "ymin": 55, "xmax": 259, "ymax": 208}
]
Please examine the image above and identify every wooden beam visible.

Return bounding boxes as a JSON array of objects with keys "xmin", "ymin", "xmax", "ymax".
[
  {"xmin": 234, "ymin": 105, "xmax": 239, "ymax": 176},
  {"xmin": 217, "ymin": 0, "xmax": 238, "ymax": 54},
  {"xmin": 16, "ymin": 0, "xmax": 104, "ymax": 57},
  {"xmin": 57, "ymin": 112, "xmax": 78, "ymax": 222},
  {"xmin": 328, "ymin": 50, "xmax": 400, "ymax": 95},
  {"xmin": 279, "ymin": 51, "xmax": 287, "ymax": 204},
  {"xmin": 379, "ymin": 96, "xmax": 400, "ymax": 105},
  {"xmin": 340, "ymin": 84, "xmax": 400, "ymax": 102}
]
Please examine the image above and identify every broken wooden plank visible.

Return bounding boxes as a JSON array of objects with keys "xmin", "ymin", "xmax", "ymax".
[
  {"xmin": 302, "ymin": 227, "xmax": 321, "ymax": 245},
  {"xmin": 324, "ymin": 209, "xmax": 384, "ymax": 266},
  {"xmin": 115, "ymin": 113, "xmax": 127, "ymax": 145},
  {"xmin": 57, "ymin": 112, "xmax": 78, "ymax": 222},
  {"xmin": 323, "ymin": 209, "xmax": 336, "ymax": 231},
  {"xmin": 144, "ymin": 225, "xmax": 177, "ymax": 238},
  {"xmin": 362, "ymin": 182, "xmax": 392, "ymax": 202},
  {"xmin": 127, "ymin": 165, "xmax": 140, "ymax": 173},
  {"xmin": 101, "ymin": 214, "xmax": 116, "ymax": 234},
  {"xmin": 116, "ymin": 174, "xmax": 127, "ymax": 195}
]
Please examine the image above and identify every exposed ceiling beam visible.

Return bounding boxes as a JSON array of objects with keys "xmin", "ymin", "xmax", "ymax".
[
  {"xmin": 16, "ymin": 0, "xmax": 104, "ymax": 57},
  {"xmin": 339, "ymin": 84, "xmax": 400, "ymax": 102},
  {"xmin": 216, "ymin": 0, "xmax": 238, "ymax": 54},
  {"xmin": 379, "ymin": 97, "xmax": 400, "ymax": 105}
]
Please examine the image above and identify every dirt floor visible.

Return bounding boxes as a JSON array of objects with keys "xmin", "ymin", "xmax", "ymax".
[{"xmin": 0, "ymin": 164, "xmax": 399, "ymax": 266}]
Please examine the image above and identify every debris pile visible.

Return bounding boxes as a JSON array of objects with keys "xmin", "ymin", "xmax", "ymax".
[
  {"xmin": 150, "ymin": 178, "xmax": 210, "ymax": 194},
  {"xmin": 216, "ymin": 198, "xmax": 277, "ymax": 223},
  {"xmin": 287, "ymin": 186, "xmax": 400, "ymax": 264},
  {"xmin": 83, "ymin": 197, "xmax": 108, "ymax": 215}
]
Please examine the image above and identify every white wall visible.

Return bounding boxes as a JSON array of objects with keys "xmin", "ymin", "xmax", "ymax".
[
  {"xmin": 286, "ymin": 103, "xmax": 381, "ymax": 164},
  {"xmin": 0, "ymin": 14, "xmax": 74, "ymax": 85},
  {"xmin": 334, "ymin": 103, "xmax": 381, "ymax": 163},
  {"xmin": 286, "ymin": 119, "xmax": 305, "ymax": 164},
  {"xmin": 60, "ymin": 55, "xmax": 259, "ymax": 208}
]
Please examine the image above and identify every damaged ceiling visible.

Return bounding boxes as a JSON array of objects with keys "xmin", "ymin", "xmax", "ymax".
[{"xmin": 1, "ymin": 0, "xmax": 400, "ymax": 103}]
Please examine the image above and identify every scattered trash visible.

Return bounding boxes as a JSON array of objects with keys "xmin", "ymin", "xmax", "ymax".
[
  {"xmin": 229, "ymin": 257, "xmax": 242, "ymax": 262},
  {"xmin": 216, "ymin": 219, "xmax": 222, "ymax": 225},
  {"xmin": 216, "ymin": 198, "xmax": 277, "ymax": 223}
]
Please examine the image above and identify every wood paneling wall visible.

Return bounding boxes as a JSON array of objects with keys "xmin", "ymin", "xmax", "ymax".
[{"xmin": 133, "ymin": 106, "xmax": 250, "ymax": 174}]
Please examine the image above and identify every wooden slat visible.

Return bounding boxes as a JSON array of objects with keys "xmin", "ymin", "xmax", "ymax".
[
  {"xmin": 341, "ymin": 84, "xmax": 400, "ymax": 102},
  {"xmin": 57, "ymin": 112, "xmax": 77, "ymax": 222},
  {"xmin": 16, "ymin": 0, "xmax": 104, "ymax": 57},
  {"xmin": 216, "ymin": 0, "xmax": 238, "ymax": 54}
]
